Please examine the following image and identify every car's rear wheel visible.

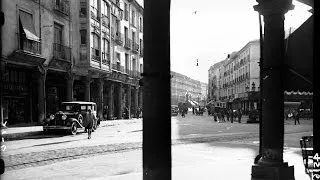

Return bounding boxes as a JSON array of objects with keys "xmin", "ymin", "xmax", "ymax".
[{"xmin": 70, "ymin": 122, "xmax": 77, "ymax": 135}]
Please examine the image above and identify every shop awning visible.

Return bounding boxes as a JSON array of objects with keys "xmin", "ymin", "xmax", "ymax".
[
  {"xmin": 19, "ymin": 10, "xmax": 40, "ymax": 41},
  {"xmin": 284, "ymin": 15, "xmax": 313, "ymax": 92}
]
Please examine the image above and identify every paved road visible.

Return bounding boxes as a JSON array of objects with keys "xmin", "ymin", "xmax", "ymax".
[{"xmin": 1, "ymin": 114, "xmax": 313, "ymax": 173}]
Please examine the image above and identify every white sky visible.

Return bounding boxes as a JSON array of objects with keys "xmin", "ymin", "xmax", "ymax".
[{"xmin": 169, "ymin": 0, "xmax": 312, "ymax": 83}]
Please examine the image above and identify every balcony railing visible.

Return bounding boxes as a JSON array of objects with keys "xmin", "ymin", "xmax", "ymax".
[
  {"xmin": 102, "ymin": 52, "xmax": 110, "ymax": 65},
  {"xmin": 124, "ymin": 38, "xmax": 131, "ymax": 49},
  {"xmin": 54, "ymin": 0, "xmax": 70, "ymax": 16},
  {"xmin": 132, "ymin": 42, "xmax": 139, "ymax": 53},
  {"xmin": 20, "ymin": 37, "xmax": 41, "ymax": 55},
  {"xmin": 90, "ymin": 6, "xmax": 100, "ymax": 22},
  {"xmin": 53, "ymin": 43, "xmax": 71, "ymax": 61},
  {"xmin": 91, "ymin": 47, "xmax": 101, "ymax": 62},
  {"xmin": 129, "ymin": 70, "xmax": 141, "ymax": 78},
  {"xmin": 115, "ymin": 32, "xmax": 124, "ymax": 46},
  {"xmin": 111, "ymin": 63, "xmax": 124, "ymax": 72}
]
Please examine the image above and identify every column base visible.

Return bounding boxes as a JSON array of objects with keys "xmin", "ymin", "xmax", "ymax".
[{"xmin": 251, "ymin": 162, "xmax": 294, "ymax": 180}]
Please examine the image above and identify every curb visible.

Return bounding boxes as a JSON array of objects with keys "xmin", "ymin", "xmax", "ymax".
[{"xmin": 3, "ymin": 131, "xmax": 44, "ymax": 141}]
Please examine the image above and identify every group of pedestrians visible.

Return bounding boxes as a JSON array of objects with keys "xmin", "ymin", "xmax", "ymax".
[{"xmin": 212, "ymin": 108, "xmax": 243, "ymax": 123}]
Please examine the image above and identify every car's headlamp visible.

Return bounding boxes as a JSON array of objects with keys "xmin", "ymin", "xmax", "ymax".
[
  {"xmin": 61, "ymin": 114, "xmax": 67, "ymax": 120},
  {"xmin": 50, "ymin": 114, "xmax": 55, "ymax": 120}
]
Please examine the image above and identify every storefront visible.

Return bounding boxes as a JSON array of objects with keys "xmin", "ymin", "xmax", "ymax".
[{"xmin": 2, "ymin": 67, "xmax": 35, "ymax": 125}]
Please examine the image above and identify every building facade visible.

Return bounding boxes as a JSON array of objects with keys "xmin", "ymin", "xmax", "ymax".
[
  {"xmin": 1, "ymin": 0, "xmax": 143, "ymax": 125},
  {"xmin": 170, "ymin": 71, "xmax": 207, "ymax": 106},
  {"xmin": 208, "ymin": 40, "xmax": 260, "ymax": 111}
]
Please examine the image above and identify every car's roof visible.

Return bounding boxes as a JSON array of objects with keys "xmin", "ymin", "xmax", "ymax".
[{"xmin": 62, "ymin": 101, "xmax": 97, "ymax": 105}]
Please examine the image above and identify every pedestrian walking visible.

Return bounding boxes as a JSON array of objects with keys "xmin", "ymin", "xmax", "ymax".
[
  {"xmin": 230, "ymin": 109, "xmax": 234, "ymax": 123},
  {"xmin": 294, "ymin": 109, "xmax": 300, "ymax": 125},
  {"xmin": 238, "ymin": 109, "xmax": 242, "ymax": 123},
  {"xmin": 85, "ymin": 109, "xmax": 97, "ymax": 139},
  {"xmin": 181, "ymin": 108, "xmax": 186, "ymax": 118},
  {"xmin": 226, "ymin": 109, "xmax": 230, "ymax": 121},
  {"xmin": 213, "ymin": 112, "xmax": 217, "ymax": 122},
  {"xmin": 192, "ymin": 107, "xmax": 195, "ymax": 115},
  {"xmin": 221, "ymin": 110, "xmax": 225, "ymax": 122}
]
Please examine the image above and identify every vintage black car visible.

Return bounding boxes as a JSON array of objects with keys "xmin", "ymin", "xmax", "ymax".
[{"xmin": 43, "ymin": 101, "xmax": 98, "ymax": 135}]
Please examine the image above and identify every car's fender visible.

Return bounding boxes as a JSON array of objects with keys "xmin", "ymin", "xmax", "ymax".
[{"xmin": 67, "ymin": 118, "xmax": 84, "ymax": 128}]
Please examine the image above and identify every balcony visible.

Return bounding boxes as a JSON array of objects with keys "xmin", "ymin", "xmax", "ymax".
[
  {"xmin": 90, "ymin": 6, "xmax": 100, "ymax": 22},
  {"xmin": 102, "ymin": 15, "xmax": 110, "ymax": 28},
  {"xmin": 21, "ymin": 37, "xmax": 41, "ymax": 55},
  {"xmin": 124, "ymin": 38, "xmax": 131, "ymax": 49},
  {"xmin": 111, "ymin": 63, "xmax": 124, "ymax": 72},
  {"xmin": 115, "ymin": 32, "xmax": 124, "ymax": 46},
  {"xmin": 132, "ymin": 42, "xmax": 139, "ymax": 54},
  {"xmin": 9, "ymin": 36, "xmax": 45, "ymax": 66},
  {"xmin": 102, "ymin": 52, "xmax": 110, "ymax": 65},
  {"xmin": 54, "ymin": 0, "xmax": 70, "ymax": 16},
  {"xmin": 53, "ymin": 43, "xmax": 71, "ymax": 62},
  {"xmin": 91, "ymin": 48, "xmax": 101, "ymax": 62}
]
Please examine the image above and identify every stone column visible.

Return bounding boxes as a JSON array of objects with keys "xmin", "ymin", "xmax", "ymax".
[
  {"xmin": 84, "ymin": 76, "xmax": 91, "ymax": 102},
  {"xmin": 143, "ymin": 0, "xmax": 171, "ymax": 179},
  {"xmin": 127, "ymin": 84, "xmax": 131, "ymax": 119},
  {"xmin": 134, "ymin": 87, "xmax": 139, "ymax": 117},
  {"xmin": 66, "ymin": 73, "xmax": 74, "ymax": 101},
  {"xmin": 108, "ymin": 82, "xmax": 114, "ymax": 119},
  {"xmin": 117, "ymin": 83, "xmax": 122, "ymax": 119},
  {"xmin": 98, "ymin": 78, "xmax": 104, "ymax": 120},
  {"xmin": 251, "ymin": 1, "xmax": 295, "ymax": 179},
  {"xmin": 38, "ymin": 70, "xmax": 46, "ymax": 124}
]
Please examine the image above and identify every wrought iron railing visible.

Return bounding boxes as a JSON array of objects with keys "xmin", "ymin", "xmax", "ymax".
[
  {"xmin": 91, "ymin": 47, "xmax": 101, "ymax": 62},
  {"xmin": 132, "ymin": 42, "xmax": 139, "ymax": 53},
  {"xmin": 20, "ymin": 37, "xmax": 41, "ymax": 55},
  {"xmin": 53, "ymin": 43, "xmax": 71, "ymax": 61},
  {"xmin": 90, "ymin": 6, "xmax": 100, "ymax": 22},
  {"xmin": 111, "ymin": 63, "xmax": 124, "ymax": 72},
  {"xmin": 102, "ymin": 52, "xmax": 110, "ymax": 65},
  {"xmin": 115, "ymin": 32, "xmax": 124, "ymax": 45}
]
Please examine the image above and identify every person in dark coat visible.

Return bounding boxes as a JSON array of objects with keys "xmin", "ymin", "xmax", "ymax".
[
  {"xmin": 294, "ymin": 109, "xmax": 300, "ymax": 125},
  {"xmin": 238, "ymin": 109, "xmax": 242, "ymax": 123},
  {"xmin": 85, "ymin": 109, "xmax": 97, "ymax": 139},
  {"xmin": 230, "ymin": 109, "xmax": 234, "ymax": 123},
  {"xmin": 226, "ymin": 109, "xmax": 230, "ymax": 122}
]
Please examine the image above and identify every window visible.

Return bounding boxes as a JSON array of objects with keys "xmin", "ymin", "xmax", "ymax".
[
  {"xmin": 102, "ymin": 38, "xmax": 109, "ymax": 59},
  {"xmin": 80, "ymin": 29, "xmax": 86, "ymax": 45},
  {"xmin": 92, "ymin": 33, "xmax": 100, "ymax": 56},
  {"xmin": 140, "ymin": 17, "xmax": 143, "ymax": 32},
  {"xmin": 125, "ymin": 54, "xmax": 129, "ymax": 73},
  {"xmin": 132, "ymin": 10, "xmax": 135, "ymax": 26},
  {"xmin": 80, "ymin": 2, "xmax": 87, "ymax": 17},
  {"xmin": 132, "ymin": 31, "xmax": 136, "ymax": 43},
  {"xmin": 124, "ymin": 3, "xmax": 128, "ymax": 21},
  {"xmin": 54, "ymin": 23, "xmax": 63, "ymax": 45}
]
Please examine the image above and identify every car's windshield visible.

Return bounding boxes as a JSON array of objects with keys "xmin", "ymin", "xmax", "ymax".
[{"xmin": 61, "ymin": 103, "xmax": 79, "ymax": 112}]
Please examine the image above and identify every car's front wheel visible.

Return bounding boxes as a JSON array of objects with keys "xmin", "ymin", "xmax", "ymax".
[{"xmin": 70, "ymin": 122, "xmax": 77, "ymax": 135}]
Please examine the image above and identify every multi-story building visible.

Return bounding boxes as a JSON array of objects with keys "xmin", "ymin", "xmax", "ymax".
[
  {"xmin": 171, "ymin": 71, "xmax": 207, "ymax": 106},
  {"xmin": 209, "ymin": 40, "xmax": 260, "ymax": 111},
  {"xmin": 1, "ymin": 0, "xmax": 73, "ymax": 125},
  {"xmin": 207, "ymin": 60, "xmax": 226, "ymax": 102},
  {"xmin": 72, "ymin": 0, "xmax": 143, "ymax": 120},
  {"xmin": 1, "ymin": 0, "xmax": 143, "ymax": 125}
]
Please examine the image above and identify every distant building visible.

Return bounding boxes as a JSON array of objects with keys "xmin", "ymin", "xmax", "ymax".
[
  {"xmin": 171, "ymin": 71, "xmax": 207, "ymax": 106},
  {"xmin": 208, "ymin": 40, "xmax": 260, "ymax": 111}
]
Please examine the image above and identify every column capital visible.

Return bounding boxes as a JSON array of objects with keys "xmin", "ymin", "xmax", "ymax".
[
  {"xmin": 254, "ymin": 0, "xmax": 294, "ymax": 16},
  {"xmin": 65, "ymin": 72, "xmax": 74, "ymax": 81},
  {"xmin": 37, "ymin": 65, "xmax": 47, "ymax": 76}
]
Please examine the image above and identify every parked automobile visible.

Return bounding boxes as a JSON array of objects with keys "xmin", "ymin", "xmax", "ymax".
[
  {"xmin": 171, "ymin": 105, "xmax": 179, "ymax": 116},
  {"xmin": 43, "ymin": 101, "xmax": 99, "ymax": 135}
]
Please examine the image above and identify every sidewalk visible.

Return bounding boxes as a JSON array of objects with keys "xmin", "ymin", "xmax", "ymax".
[
  {"xmin": 1, "ymin": 118, "xmax": 142, "ymax": 141},
  {"xmin": 1, "ymin": 142, "xmax": 310, "ymax": 180}
]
